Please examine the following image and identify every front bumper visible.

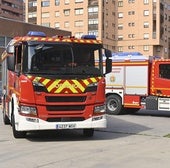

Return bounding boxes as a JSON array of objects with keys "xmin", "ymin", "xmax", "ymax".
[{"xmin": 15, "ymin": 114, "xmax": 107, "ymax": 131}]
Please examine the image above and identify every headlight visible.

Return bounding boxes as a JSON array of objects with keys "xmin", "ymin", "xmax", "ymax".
[
  {"xmin": 33, "ymin": 81, "xmax": 47, "ymax": 92},
  {"xmin": 94, "ymin": 105, "xmax": 106, "ymax": 113},
  {"xmin": 33, "ymin": 81, "xmax": 44, "ymax": 87},
  {"xmin": 19, "ymin": 106, "xmax": 37, "ymax": 116},
  {"xmin": 85, "ymin": 82, "xmax": 98, "ymax": 92}
]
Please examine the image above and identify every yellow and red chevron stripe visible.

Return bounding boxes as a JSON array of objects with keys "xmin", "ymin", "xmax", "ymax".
[
  {"xmin": 28, "ymin": 76, "xmax": 101, "ymax": 94},
  {"xmin": 13, "ymin": 36, "xmax": 102, "ymax": 45}
]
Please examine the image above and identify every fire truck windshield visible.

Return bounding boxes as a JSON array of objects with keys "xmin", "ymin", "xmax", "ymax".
[{"xmin": 23, "ymin": 42, "xmax": 103, "ymax": 77}]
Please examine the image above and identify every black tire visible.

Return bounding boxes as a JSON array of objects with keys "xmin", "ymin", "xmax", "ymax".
[
  {"xmin": 106, "ymin": 94, "xmax": 124, "ymax": 115},
  {"xmin": 11, "ymin": 113, "xmax": 26, "ymax": 138},
  {"xmin": 83, "ymin": 128, "xmax": 94, "ymax": 137}
]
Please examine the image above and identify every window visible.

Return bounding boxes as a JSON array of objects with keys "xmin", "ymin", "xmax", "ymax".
[
  {"xmin": 0, "ymin": 36, "xmax": 5, "ymax": 47},
  {"xmin": 55, "ymin": 11, "xmax": 60, "ymax": 17},
  {"xmin": 144, "ymin": 10, "xmax": 149, "ymax": 16},
  {"xmin": 118, "ymin": 46, "xmax": 123, "ymax": 52},
  {"xmin": 41, "ymin": 1, "xmax": 50, "ymax": 7},
  {"xmin": 55, "ymin": 22, "xmax": 60, "ymax": 28},
  {"xmin": 128, "ymin": 11, "xmax": 135, "ymax": 15},
  {"xmin": 41, "ymin": 22, "xmax": 50, "ymax": 27},
  {"xmin": 75, "ymin": 8, "xmax": 83, "ymax": 15},
  {"xmin": 55, "ymin": 0, "xmax": 60, "ymax": 6},
  {"xmin": 65, "ymin": 0, "xmax": 69, "ymax": 4},
  {"xmin": 128, "ymin": 22, "xmax": 135, "ymax": 26},
  {"xmin": 64, "ymin": 21, "xmax": 69, "ymax": 28},
  {"xmin": 28, "ymin": 12, "xmax": 37, "ymax": 18},
  {"xmin": 64, "ymin": 9, "xmax": 70, "ymax": 16},
  {"xmin": 28, "ymin": 1, "xmax": 37, "ymax": 7},
  {"xmin": 128, "ymin": 46, "xmax": 135, "ymax": 49},
  {"xmin": 144, "ymin": 22, "xmax": 149, "ymax": 28},
  {"xmin": 89, "ymin": 19, "xmax": 98, "ymax": 25},
  {"xmin": 75, "ymin": 0, "xmax": 83, "ymax": 3},
  {"xmin": 118, "ymin": 1, "xmax": 123, "ymax": 7},
  {"xmin": 144, "ymin": 0, "xmax": 149, "ymax": 4},
  {"xmin": 118, "ymin": 12, "xmax": 123, "ymax": 18},
  {"xmin": 159, "ymin": 64, "xmax": 170, "ymax": 79},
  {"xmin": 144, "ymin": 33, "xmax": 149, "ymax": 39},
  {"xmin": 128, "ymin": 34, "xmax": 135, "ymax": 38},
  {"xmin": 143, "ymin": 45, "xmax": 149, "ymax": 51},
  {"xmin": 128, "ymin": 0, "xmax": 135, "ymax": 3},
  {"xmin": 88, "ymin": 30, "xmax": 98, "ymax": 37},
  {"xmin": 75, "ymin": 20, "xmax": 83, "ymax": 27},
  {"xmin": 118, "ymin": 35, "xmax": 123, "ymax": 40},
  {"xmin": 88, "ymin": 7, "xmax": 98, "ymax": 13},
  {"xmin": 118, "ymin": 24, "xmax": 123, "ymax": 30},
  {"xmin": 42, "ymin": 12, "xmax": 50, "ymax": 18}
]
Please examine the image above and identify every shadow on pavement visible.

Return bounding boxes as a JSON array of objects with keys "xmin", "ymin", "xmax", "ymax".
[
  {"xmin": 26, "ymin": 115, "xmax": 151, "ymax": 142},
  {"xmin": 134, "ymin": 109, "xmax": 170, "ymax": 118}
]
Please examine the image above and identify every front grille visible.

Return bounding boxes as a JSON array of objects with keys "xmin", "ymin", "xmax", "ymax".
[
  {"xmin": 47, "ymin": 117, "xmax": 84, "ymax": 122},
  {"xmin": 45, "ymin": 96, "xmax": 86, "ymax": 102},
  {"xmin": 46, "ymin": 105, "xmax": 85, "ymax": 111}
]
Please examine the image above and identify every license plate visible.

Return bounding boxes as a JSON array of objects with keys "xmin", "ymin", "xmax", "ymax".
[{"xmin": 56, "ymin": 124, "xmax": 76, "ymax": 129}]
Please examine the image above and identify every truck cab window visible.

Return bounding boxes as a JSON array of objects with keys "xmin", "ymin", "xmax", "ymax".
[
  {"xmin": 15, "ymin": 45, "xmax": 22, "ymax": 72},
  {"xmin": 159, "ymin": 64, "xmax": 170, "ymax": 79}
]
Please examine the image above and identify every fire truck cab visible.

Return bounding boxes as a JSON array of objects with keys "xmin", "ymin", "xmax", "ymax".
[
  {"xmin": 1, "ymin": 31, "xmax": 112, "ymax": 138},
  {"xmin": 105, "ymin": 52, "xmax": 170, "ymax": 115}
]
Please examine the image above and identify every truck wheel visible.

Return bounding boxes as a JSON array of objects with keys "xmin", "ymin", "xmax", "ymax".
[
  {"xmin": 11, "ymin": 113, "xmax": 26, "ymax": 138},
  {"xmin": 83, "ymin": 128, "xmax": 94, "ymax": 137},
  {"xmin": 106, "ymin": 94, "xmax": 124, "ymax": 115}
]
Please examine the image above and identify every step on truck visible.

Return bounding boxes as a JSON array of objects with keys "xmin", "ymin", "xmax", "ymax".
[
  {"xmin": 1, "ymin": 31, "xmax": 112, "ymax": 138},
  {"xmin": 105, "ymin": 52, "xmax": 170, "ymax": 115}
]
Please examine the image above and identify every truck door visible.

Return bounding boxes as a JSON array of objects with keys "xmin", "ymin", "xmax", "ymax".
[{"xmin": 151, "ymin": 61, "xmax": 170, "ymax": 97}]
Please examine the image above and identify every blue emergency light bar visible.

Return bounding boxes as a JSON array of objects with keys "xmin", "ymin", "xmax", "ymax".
[
  {"xmin": 112, "ymin": 52, "xmax": 142, "ymax": 56},
  {"xmin": 108, "ymin": 52, "xmax": 148, "ymax": 62},
  {"xmin": 27, "ymin": 31, "xmax": 46, "ymax": 37},
  {"xmin": 81, "ymin": 35, "xmax": 96, "ymax": 40}
]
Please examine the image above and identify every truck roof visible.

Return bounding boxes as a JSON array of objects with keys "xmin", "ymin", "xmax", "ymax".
[
  {"xmin": 111, "ymin": 52, "xmax": 148, "ymax": 62},
  {"xmin": 10, "ymin": 35, "xmax": 102, "ymax": 46}
]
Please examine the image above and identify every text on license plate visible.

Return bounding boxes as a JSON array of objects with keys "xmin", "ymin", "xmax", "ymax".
[{"xmin": 56, "ymin": 124, "xmax": 76, "ymax": 129}]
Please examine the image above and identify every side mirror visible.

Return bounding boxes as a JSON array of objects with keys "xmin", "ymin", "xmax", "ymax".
[
  {"xmin": 104, "ymin": 49, "xmax": 112, "ymax": 74},
  {"xmin": 106, "ymin": 57, "xmax": 112, "ymax": 74},
  {"xmin": 7, "ymin": 56, "xmax": 15, "ymax": 71}
]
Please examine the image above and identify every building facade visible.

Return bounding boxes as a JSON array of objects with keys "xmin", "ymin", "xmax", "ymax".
[
  {"xmin": 25, "ymin": 0, "xmax": 170, "ymax": 58},
  {"xmin": 26, "ymin": 0, "xmax": 102, "ymax": 39},
  {"xmin": 0, "ymin": 0, "xmax": 25, "ymax": 21},
  {"xmin": 113, "ymin": 0, "xmax": 170, "ymax": 58}
]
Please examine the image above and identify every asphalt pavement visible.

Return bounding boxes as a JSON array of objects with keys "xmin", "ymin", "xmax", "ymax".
[{"xmin": 0, "ymin": 109, "xmax": 170, "ymax": 168}]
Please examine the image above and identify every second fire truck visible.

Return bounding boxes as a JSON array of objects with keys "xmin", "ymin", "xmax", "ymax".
[{"xmin": 105, "ymin": 52, "xmax": 170, "ymax": 115}]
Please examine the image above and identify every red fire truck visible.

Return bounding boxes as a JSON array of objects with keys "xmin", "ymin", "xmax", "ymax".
[
  {"xmin": 105, "ymin": 52, "xmax": 170, "ymax": 115},
  {"xmin": 1, "ymin": 31, "xmax": 112, "ymax": 138}
]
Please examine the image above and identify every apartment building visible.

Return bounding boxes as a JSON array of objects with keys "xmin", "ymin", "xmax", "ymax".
[
  {"xmin": 26, "ymin": 0, "xmax": 102, "ymax": 39},
  {"xmin": 114, "ymin": 0, "xmax": 170, "ymax": 58},
  {"xmin": 0, "ymin": 0, "xmax": 24, "ymax": 21},
  {"xmin": 25, "ymin": 0, "xmax": 170, "ymax": 58}
]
